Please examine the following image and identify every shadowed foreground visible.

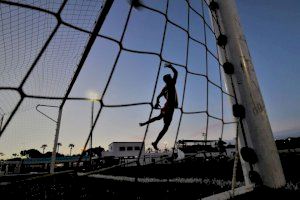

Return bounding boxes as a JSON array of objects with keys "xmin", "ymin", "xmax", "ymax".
[{"xmin": 0, "ymin": 153, "xmax": 299, "ymax": 199}]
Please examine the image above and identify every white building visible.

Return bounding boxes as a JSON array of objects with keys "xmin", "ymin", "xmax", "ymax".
[
  {"xmin": 101, "ymin": 142, "xmax": 185, "ymax": 166},
  {"xmin": 102, "ymin": 142, "xmax": 145, "ymax": 158}
]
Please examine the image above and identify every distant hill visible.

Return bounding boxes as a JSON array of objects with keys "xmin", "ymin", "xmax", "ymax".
[
  {"xmin": 223, "ymin": 131, "xmax": 300, "ymax": 145},
  {"xmin": 273, "ymin": 130, "xmax": 300, "ymax": 139}
]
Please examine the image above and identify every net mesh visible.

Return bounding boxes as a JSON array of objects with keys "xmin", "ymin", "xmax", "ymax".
[{"xmin": 0, "ymin": 0, "xmax": 240, "ymax": 181}]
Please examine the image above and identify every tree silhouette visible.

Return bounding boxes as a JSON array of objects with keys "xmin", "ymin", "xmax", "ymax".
[
  {"xmin": 83, "ymin": 146, "xmax": 104, "ymax": 157},
  {"xmin": 57, "ymin": 142, "xmax": 62, "ymax": 153},
  {"xmin": 20, "ymin": 149, "xmax": 42, "ymax": 158},
  {"xmin": 44, "ymin": 151, "xmax": 52, "ymax": 158},
  {"xmin": 147, "ymin": 147, "xmax": 153, "ymax": 153},
  {"xmin": 69, "ymin": 144, "xmax": 75, "ymax": 156},
  {"xmin": 41, "ymin": 144, "xmax": 47, "ymax": 154}
]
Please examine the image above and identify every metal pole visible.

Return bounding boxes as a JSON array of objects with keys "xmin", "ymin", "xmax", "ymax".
[
  {"xmin": 50, "ymin": 107, "xmax": 63, "ymax": 174},
  {"xmin": 0, "ymin": 115, "xmax": 3, "ymax": 132},
  {"xmin": 211, "ymin": 0, "xmax": 285, "ymax": 188},
  {"xmin": 49, "ymin": 0, "xmax": 113, "ymax": 173},
  {"xmin": 90, "ymin": 101, "xmax": 94, "ymax": 167}
]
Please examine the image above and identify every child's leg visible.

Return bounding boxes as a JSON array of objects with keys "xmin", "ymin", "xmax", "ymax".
[
  {"xmin": 153, "ymin": 120, "xmax": 171, "ymax": 146},
  {"xmin": 139, "ymin": 113, "xmax": 163, "ymax": 126},
  {"xmin": 152, "ymin": 112, "xmax": 173, "ymax": 150}
]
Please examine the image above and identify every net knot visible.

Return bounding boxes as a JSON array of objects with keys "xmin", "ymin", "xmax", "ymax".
[
  {"xmin": 209, "ymin": 1, "xmax": 219, "ymax": 11},
  {"xmin": 233, "ymin": 104, "xmax": 245, "ymax": 119},
  {"xmin": 249, "ymin": 170, "xmax": 263, "ymax": 186},
  {"xmin": 240, "ymin": 147, "xmax": 258, "ymax": 164},
  {"xmin": 223, "ymin": 62, "xmax": 234, "ymax": 74},
  {"xmin": 217, "ymin": 34, "xmax": 227, "ymax": 47}
]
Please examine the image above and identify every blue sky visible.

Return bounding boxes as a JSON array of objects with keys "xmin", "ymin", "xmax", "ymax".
[{"xmin": 0, "ymin": 0, "xmax": 299, "ymax": 157}]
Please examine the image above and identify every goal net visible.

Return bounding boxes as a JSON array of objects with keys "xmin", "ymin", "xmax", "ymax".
[{"xmin": 0, "ymin": 0, "xmax": 251, "ymax": 198}]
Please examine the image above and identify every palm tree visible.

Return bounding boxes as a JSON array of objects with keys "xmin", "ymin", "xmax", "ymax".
[
  {"xmin": 57, "ymin": 143, "xmax": 62, "ymax": 153},
  {"xmin": 41, "ymin": 144, "xmax": 47, "ymax": 154},
  {"xmin": 68, "ymin": 144, "xmax": 75, "ymax": 156}
]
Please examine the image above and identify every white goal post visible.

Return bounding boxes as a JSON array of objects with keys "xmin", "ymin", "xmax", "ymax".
[{"xmin": 209, "ymin": 0, "xmax": 285, "ymax": 189}]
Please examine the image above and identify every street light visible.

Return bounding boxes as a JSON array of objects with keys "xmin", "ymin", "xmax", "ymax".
[
  {"xmin": 202, "ymin": 132, "xmax": 207, "ymax": 140},
  {"xmin": 288, "ymin": 137, "xmax": 291, "ymax": 152},
  {"xmin": 87, "ymin": 91, "xmax": 99, "ymax": 102}
]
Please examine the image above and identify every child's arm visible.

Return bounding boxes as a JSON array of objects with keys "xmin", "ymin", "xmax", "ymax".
[{"xmin": 165, "ymin": 63, "xmax": 178, "ymax": 83}]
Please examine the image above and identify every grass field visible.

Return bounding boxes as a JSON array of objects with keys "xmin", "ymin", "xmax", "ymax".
[{"xmin": 0, "ymin": 152, "xmax": 299, "ymax": 199}]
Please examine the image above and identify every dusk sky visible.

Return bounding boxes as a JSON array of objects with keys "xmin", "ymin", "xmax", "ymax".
[{"xmin": 0, "ymin": 0, "xmax": 299, "ymax": 158}]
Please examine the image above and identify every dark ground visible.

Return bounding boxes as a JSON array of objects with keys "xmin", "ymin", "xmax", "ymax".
[{"xmin": 0, "ymin": 152, "xmax": 299, "ymax": 199}]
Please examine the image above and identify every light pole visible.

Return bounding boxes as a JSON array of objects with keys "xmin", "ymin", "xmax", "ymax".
[
  {"xmin": 90, "ymin": 100, "xmax": 94, "ymax": 166},
  {"xmin": 0, "ymin": 115, "xmax": 4, "ymax": 132},
  {"xmin": 88, "ymin": 91, "xmax": 98, "ymax": 168},
  {"xmin": 35, "ymin": 104, "xmax": 60, "ymax": 174},
  {"xmin": 164, "ymin": 141, "xmax": 168, "ymax": 152}
]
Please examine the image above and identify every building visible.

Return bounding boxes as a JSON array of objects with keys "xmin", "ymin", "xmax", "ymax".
[
  {"xmin": 101, "ymin": 142, "xmax": 176, "ymax": 166},
  {"xmin": 102, "ymin": 142, "xmax": 144, "ymax": 158}
]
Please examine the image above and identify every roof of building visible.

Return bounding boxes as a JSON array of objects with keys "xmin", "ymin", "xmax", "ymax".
[
  {"xmin": 109, "ymin": 142, "xmax": 143, "ymax": 145},
  {"xmin": 177, "ymin": 140, "xmax": 217, "ymax": 144}
]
